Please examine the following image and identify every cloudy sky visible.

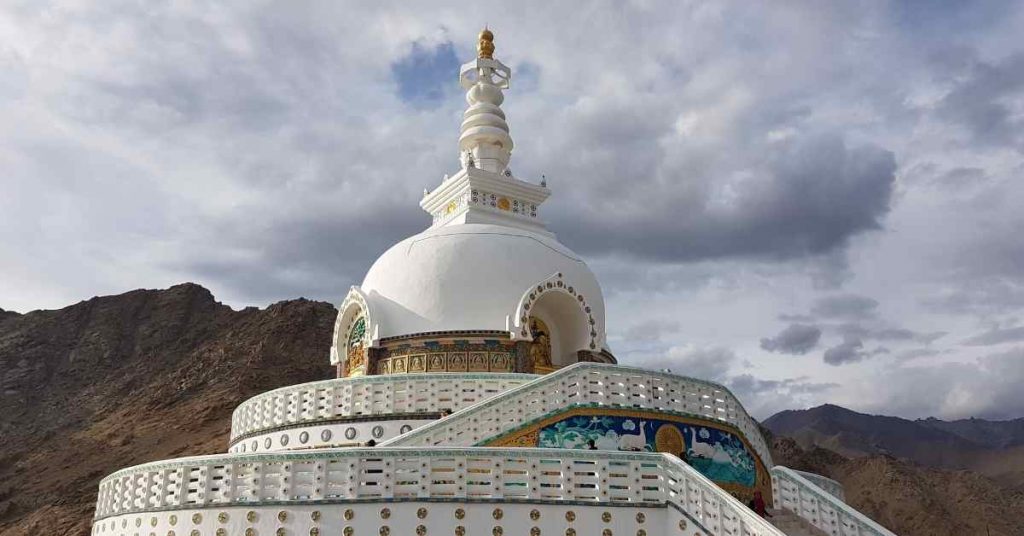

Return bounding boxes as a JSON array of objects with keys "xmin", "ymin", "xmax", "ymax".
[{"xmin": 3, "ymin": 1, "xmax": 1024, "ymax": 420}]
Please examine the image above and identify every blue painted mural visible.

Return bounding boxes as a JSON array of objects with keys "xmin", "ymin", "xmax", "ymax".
[{"xmin": 537, "ymin": 415, "xmax": 757, "ymax": 487}]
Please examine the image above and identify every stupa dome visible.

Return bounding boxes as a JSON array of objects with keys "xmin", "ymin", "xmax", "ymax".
[{"xmin": 360, "ymin": 223, "xmax": 607, "ymax": 360}]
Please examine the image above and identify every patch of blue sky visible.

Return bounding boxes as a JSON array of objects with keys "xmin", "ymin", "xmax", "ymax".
[{"xmin": 391, "ymin": 41, "xmax": 461, "ymax": 108}]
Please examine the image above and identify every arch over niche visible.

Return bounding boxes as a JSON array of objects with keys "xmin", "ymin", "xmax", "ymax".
[
  {"xmin": 512, "ymin": 273, "xmax": 598, "ymax": 371},
  {"xmin": 331, "ymin": 287, "xmax": 377, "ymax": 376}
]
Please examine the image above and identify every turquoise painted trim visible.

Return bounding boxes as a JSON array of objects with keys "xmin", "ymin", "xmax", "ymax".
[
  {"xmin": 772, "ymin": 466, "xmax": 895, "ymax": 536},
  {"xmin": 99, "ymin": 446, "xmax": 670, "ymax": 485}
]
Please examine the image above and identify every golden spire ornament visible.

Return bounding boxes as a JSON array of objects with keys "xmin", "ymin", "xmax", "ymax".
[{"xmin": 477, "ymin": 27, "xmax": 494, "ymax": 59}]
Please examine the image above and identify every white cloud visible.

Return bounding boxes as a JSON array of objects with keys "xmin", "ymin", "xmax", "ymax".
[{"xmin": 2, "ymin": 1, "xmax": 1024, "ymax": 420}]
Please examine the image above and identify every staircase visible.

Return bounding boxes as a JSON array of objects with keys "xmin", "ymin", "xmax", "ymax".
[
  {"xmin": 384, "ymin": 362, "xmax": 774, "ymax": 466},
  {"xmin": 768, "ymin": 508, "xmax": 830, "ymax": 536},
  {"xmin": 380, "ymin": 363, "xmax": 898, "ymax": 536}
]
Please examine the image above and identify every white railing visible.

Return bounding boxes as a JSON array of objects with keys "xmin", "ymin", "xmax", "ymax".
[
  {"xmin": 792, "ymin": 469, "xmax": 845, "ymax": 502},
  {"xmin": 660, "ymin": 454, "xmax": 784, "ymax": 536},
  {"xmin": 94, "ymin": 447, "xmax": 783, "ymax": 536},
  {"xmin": 385, "ymin": 362, "xmax": 773, "ymax": 468},
  {"xmin": 230, "ymin": 372, "xmax": 536, "ymax": 442},
  {"xmin": 772, "ymin": 466, "xmax": 896, "ymax": 536}
]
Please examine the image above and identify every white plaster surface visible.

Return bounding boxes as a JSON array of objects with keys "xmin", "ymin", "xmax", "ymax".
[{"xmin": 359, "ymin": 223, "xmax": 606, "ymax": 348}]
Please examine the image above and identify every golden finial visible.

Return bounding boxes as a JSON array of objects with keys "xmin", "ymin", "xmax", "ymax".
[{"xmin": 477, "ymin": 27, "xmax": 494, "ymax": 59}]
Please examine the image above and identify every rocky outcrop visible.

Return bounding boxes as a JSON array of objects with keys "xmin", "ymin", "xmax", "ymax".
[
  {"xmin": 0, "ymin": 284, "xmax": 336, "ymax": 535},
  {"xmin": 771, "ymin": 436, "xmax": 1024, "ymax": 536}
]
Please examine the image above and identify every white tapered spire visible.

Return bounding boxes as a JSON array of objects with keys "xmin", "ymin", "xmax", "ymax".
[
  {"xmin": 458, "ymin": 28, "xmax": 513, "ymax": 174},
  {"xmin": 419, "ymin": 29, "xmax": 550, "ymax": 232}
]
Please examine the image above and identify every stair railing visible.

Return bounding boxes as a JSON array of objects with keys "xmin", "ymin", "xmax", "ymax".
[
  {"xmin": 384, "ymin": 362, "xmax": 773, "ymax": 468},
  {"xmin": 771, "ymin": 466, "xmax": 896, "ymax": 536}
]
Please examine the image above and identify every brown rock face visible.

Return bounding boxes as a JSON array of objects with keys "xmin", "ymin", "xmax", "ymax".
[
  {"xmin": 0, "ymin": 283, "xmax": 336, "ymax": 535},
  {"xmin": 771, "ymin": 436, "xmax": 1024, "ymax": 536}
]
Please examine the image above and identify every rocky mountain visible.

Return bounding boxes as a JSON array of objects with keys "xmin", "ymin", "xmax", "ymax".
[
  {"xmin": 770, "ymin": 436, "xmax": 1024, "ymax": 536},
  {"xmin": 0, "ymin": 283, "xmax": 336, "ymax": 535},
  {"xmin": 917, "ymin": 416, "xmax": 1024, "ymax": 449},
  {"xmin": 2, "ymin": 285, "xmax": 1022, "ymax": 535},
  {"xmin": 764, "ymin": 404, "xmax": 1024, "ymax": 491}
]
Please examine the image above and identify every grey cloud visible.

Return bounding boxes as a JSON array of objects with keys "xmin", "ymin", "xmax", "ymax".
[
  {"xmin": 550, "ymin": 133, "xmax": 896, "ymax": 264},
  {"xmin": 962, "ymin": 326, "xmax": 1024, "ymax": 347},
  {"xmin": 823, "ymin": 339, "xmax": 866, "ymax": 365},
  {"xmin": 760, "ymin": 323, "xmax": 822, "ymax": 355},
  {"xmin": 778, "ymin": 313, "xmax": 814, "ymax": 323},
  {"xmin": 924, "ymin": 279, "xmax": 1024, "ymax": 318},
  {"xmin": 835, "ymin": 323, "xmax": 945, "ymax": 344},
  {"xmin": 627, "ymin": 346, "xmax": 737, "ymax": 383},
  {"xmin": 894, "ymin": 348, "xmax": 945, "ymax": 361},
  {"xmin": 622, "ymin": 320, "xmax": 680, "ymax": 343},
  {"xmin": 811, "ymin": 294, "xmax": 879, "ymax": 319},
  {"xmin": 937, "ymin": 167, "xmax": 988, "ymax": 188},
  {"xmin": 821, "ymin": 338, "xmax": 888, "ymax": 366},
  {"xmin": 935, "ymin": 52, "xmax": 1024, "ymax": 148},
  {"xmin": 861, "ymin": 347, "xmax": 1024, "ymax": 420}
]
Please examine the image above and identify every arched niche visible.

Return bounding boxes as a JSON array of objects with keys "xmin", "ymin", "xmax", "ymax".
[
  {"xmin": 332, "ymin": 287, "xmax": 375, "ymax": 377},
  {"xmin": 513, "ymin": 273, "xmax": 597, "ymax": 372}
]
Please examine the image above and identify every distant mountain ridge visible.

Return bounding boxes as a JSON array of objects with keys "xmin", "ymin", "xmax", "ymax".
[
  {"xmin": 764, "ymin": 404, "xmax": 1024, "ymax": 491},
  {"xmin": 917, "ymin": 415, "xmax": 1024, "ymax": 449}
]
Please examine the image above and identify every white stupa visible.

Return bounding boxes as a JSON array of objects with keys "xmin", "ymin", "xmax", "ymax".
[{"xmin": 90, "ymin": 29, "xmax": 897, "ymax": 536}]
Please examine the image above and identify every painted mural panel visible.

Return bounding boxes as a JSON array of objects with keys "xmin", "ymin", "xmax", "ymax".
[{"xmin": 537, "ymin": 415, "xmax": 756, "ymax": 487}]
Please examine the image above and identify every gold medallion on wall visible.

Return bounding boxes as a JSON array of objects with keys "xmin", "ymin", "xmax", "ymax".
[{"xmin": 654, "ymin": 423, "xmax": 684, "ymax": 455}]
